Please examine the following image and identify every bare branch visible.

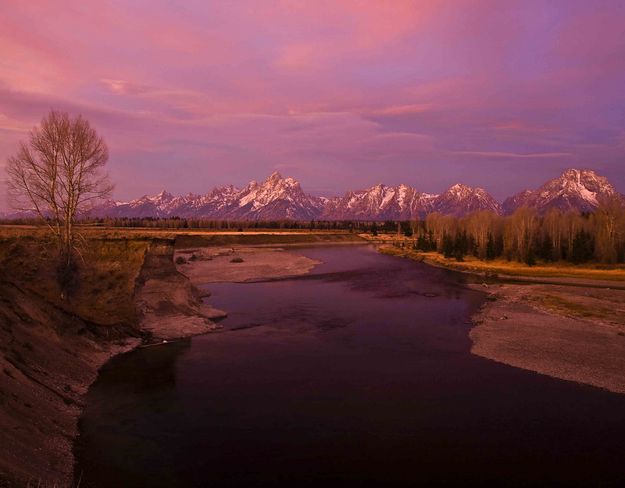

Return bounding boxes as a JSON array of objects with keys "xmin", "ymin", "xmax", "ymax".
[{"xmin": 5, "ymin": 109, "xmax": 113, "ymax": 262}]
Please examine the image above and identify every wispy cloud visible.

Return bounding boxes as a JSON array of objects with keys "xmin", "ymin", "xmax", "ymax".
[
  {"xmin": 1, "ymin": 1, "xmax": 625, "ymax": 200},
  {"xmin": 452, "ymin": 151, "xmax": 572, "ymax": 159}
]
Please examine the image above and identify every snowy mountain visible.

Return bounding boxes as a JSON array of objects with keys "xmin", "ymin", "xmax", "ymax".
[
  {"xmin": 218, "ymin": 172, "xmax": 324, "ymax": 220},
  {"xmin": 502, "ymin": 169, "xmax": 623, "ymax": 214},
  {"xmin": 97, "ymin": 174, "xmax": 501, "ymax": 221},
  {"xmin": 319, "ymin": 182, "xmax": 500, "ymax": 219},
  {"xmin": 321, "ymin": 184, "xmax": 437, "ymax": 220},
  {"xmin": 432, "ymin": 183, "xmax": 502, "ymax": 216},
  {"xmin": 97, "ymin": 172, "xmax": 323, "ymax": 220},
  {"xmin": 57, "ymin": 168, "xmax": 625, "ymax": 221}
]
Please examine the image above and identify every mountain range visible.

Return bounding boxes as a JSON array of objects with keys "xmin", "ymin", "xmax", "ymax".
[{"xmin": 64, "ymin": 168, "xmax": 625, "ymax": 221}]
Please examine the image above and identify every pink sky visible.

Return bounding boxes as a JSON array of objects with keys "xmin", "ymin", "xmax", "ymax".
[{"xmin": 1, "ymin": 0, "xmax": 625, "ymax": 208}]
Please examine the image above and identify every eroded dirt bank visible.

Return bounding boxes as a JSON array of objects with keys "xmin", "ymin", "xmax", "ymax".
[
  {"xmin": 137, "ymin": 240, "xmax": 226, "ymax": 338},
  {"xmin": 0, "ymin": 281, "xmax": 139, "ymax": 487},
  {"xmin": 470, "ymin": 283, "xmax": 625, "ymax": 394},
  {"xmin": 0, "ymin": 237, "xmax": 223, "ymax": 487}
]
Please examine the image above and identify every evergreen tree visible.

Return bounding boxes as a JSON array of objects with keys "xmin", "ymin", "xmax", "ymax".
[
  {"xmin": 571, "ymin": 230, "xmax": 594, "ymax": 263},
  {"xmin": 485, "ymin": 232, "xmax": 496, "ymax": 260},
  {"xmin": 442, "ymin": 233, "xmax": 454, "ymax": 258}
]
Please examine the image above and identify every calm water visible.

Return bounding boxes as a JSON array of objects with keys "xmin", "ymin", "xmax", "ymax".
[{"xmin": 75, "ymin": 246, "xmax": 625, "ymax": 487}]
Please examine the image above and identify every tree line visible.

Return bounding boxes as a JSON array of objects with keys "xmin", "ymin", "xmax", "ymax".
[
  {"xmin": 409, "ymin": 200, "xmax": 625, "ymax": 265},
  {"xmin": 74, "ymin": 217, "xmax": 364, "ymax": 231}
]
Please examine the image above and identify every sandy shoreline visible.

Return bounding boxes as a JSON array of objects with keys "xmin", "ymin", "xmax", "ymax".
[
  {"xmin": 379, "ymin": 246, "xmax": 625, "ymax": 394},
  {"xmin": 470, "ymin": 283, "xmax": 625, "ymax": 394},
  {"xmin": 175, "ymin": 246, "xmax": 321, "ymax": 283}
]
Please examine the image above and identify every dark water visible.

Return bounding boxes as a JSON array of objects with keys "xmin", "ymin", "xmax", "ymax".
[{"xmin": 75, "ymin": 246, "xmax": 625, "ymax": 487}]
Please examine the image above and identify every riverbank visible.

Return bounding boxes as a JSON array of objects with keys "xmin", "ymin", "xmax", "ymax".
[
  {"xmin": 0, "ymin": 235, "xmax": 224, "ymax": 487},
  {"xmin": 378, "ymin": 245, "xmax": 625, "ymax": 283},
  {"xmin": 0, "ymin": 230, "xmax": 361, "ymax": 486},
  {"xmin": 175, "ymin": 246, "xmax": 321, "ymax": 283},
  {"xmin": 380, "ymin": 245, "xmax": 625, "ymax": 394},
  {"xmin": 470, "ymin": 283, "xmax": 625, "ymax": 394}
]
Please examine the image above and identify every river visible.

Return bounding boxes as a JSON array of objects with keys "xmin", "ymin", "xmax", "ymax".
[{"xmin": 75, "ymin": 246, "xmax": 625, "ymax": 486}]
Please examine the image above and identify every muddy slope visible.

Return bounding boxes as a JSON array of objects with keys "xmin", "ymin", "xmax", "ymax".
[{"xmin": 0, "ymin": 281, "xmax": 139, "ymax": 486}]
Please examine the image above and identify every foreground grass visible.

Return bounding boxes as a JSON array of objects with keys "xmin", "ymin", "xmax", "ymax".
[{"xmin": 380, "ymin": 246, "xmax": 625, "ymax": 282}]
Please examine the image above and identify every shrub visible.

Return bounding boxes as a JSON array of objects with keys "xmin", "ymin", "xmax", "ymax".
[
  {"xmin": 230, "ymin": 257, "xmax": 244, "ymax": 263},
  {"xmin": 175, "ymin": 256, "xmax": 187, "ymax": 265}
]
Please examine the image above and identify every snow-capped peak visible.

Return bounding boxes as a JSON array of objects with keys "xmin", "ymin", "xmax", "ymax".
[
  {"xmin": 91, "ymin": 167, "xmax": 621, "ymax": 221},
  {"xmin": 503, "ymin": 168, "xmax": 621, "ymax": 214}
]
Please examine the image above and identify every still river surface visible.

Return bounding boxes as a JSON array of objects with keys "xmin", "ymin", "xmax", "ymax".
[{"xmin": 75, "ymin": 246, "xmax": 625, "ymax": 487}]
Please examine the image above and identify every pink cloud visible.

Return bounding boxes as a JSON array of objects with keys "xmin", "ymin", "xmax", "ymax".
[{"xmin": 1, "ymin": 0, "xmax": 625, "ymax": 208}]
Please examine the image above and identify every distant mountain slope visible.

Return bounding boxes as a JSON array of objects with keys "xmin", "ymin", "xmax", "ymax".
[
  {"xmin": 9, "ymin": 168, "xmax": 621, "ymax": 221},
  {"xmin": 321, "ymin": 184, "xmax": 437, "ymax": 220},
  {"xmin": 98, "ymin": 172, "xmax": 323, "ymax": 220},
  {"xmin": 502, "ymin": 169, "xmax": 623, "ymax": 214},
  {"xmin": 432, "ymin": 184, "xmax": 502, "ymax": 217}
]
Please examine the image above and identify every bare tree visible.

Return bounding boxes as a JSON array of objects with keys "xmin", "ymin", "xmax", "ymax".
[
  {"xmin": 543, "ymin": 208, "xmax": 563, "ymax": 261},
  {"xmin": 6, "ymin": 110, "xmax": 113, "ymax": 264},
  {"xmin": 465, "ymin": 210, "xmax": 498, "ymax": 259},
  {"xmin": 593, "ymin": 196, "xmax": 625, "ymax": 264}
]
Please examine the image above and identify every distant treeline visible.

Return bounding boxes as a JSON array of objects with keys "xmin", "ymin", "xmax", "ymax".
[
  {"xmin": 87, "ymin": 217, "xmax": 369, "ymax": 230},
  {"xmin": 407, "ymin": 200, "xmax": 625, "ymax": 265},
  {"xmin": 2, "ymin": 216, "xmax": 380, "ymax": 231}
]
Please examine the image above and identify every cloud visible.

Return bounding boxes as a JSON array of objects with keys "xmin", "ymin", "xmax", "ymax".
[
  {"xmin": 452, "ymin": 151, "xmax": 572, "ymax": 159},
  {"xmin": 100, "ymin": 79, "xmax": 153, "ymax": 96},
  {"xmin": 1, "ymin": 1, "xmax": 625, "ymax": 199}
]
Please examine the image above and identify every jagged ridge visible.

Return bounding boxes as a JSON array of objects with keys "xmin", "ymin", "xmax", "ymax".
[
  {"xmin": 92, "ymin": 168, "xmax": 624, "ymax": 220},
  {"xmin": 502, "ymin": 168, "xmax": 623, "ymax": 214}
]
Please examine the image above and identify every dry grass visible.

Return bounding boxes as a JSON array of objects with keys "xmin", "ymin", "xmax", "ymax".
[
  {"xmin": 527, "ymin": 294, "xmax": 610, "ymax": 320},
  {"xmin": 0, "ymin": 225, "xmax": 364, "ymax": 248},
  {"xmin": 0, "ymin": 230, "xmax": 151, "ymax": 327},
  {"xmin": 379, "ymin": 246, "xmax": 625, "ymax": 281}
]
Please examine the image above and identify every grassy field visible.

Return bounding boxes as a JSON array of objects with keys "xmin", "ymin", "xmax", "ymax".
[
  {"xmin": 0, "ymin": 224, "xmax": 364, "ymax": 243},
  {"xmin": 379, "ymin": 245, "xmax": 625, "ymax": 282}
]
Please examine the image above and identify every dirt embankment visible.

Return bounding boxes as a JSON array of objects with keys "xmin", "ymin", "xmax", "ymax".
[
  {"xmin": 470, "ymin": 283, "xmax": 625, "ymax": 394},
  {"xmin": 136, "ymin": 240, "xmax": 226, "ymax": 338},
  {"xmin": 0, "ymin": 236, "xmax": 223, "ymax": 487}
]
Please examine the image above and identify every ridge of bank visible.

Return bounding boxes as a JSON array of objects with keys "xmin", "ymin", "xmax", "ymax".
[{"xmin": 0, "ymin": 236, "xmax": 224, "ymax": 487}]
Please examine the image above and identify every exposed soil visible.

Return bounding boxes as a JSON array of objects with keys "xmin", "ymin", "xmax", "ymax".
[
  {"xmin": 137, "ymin": 240, "xmax": 226, "ymax": 339},
  {"xmin": 0, "ymin": 280, "xmax": 139, "ymax": 487},
  {"xmin": 470, "ymin": 283, "xmax": 625, "ymax": 394},
  {"xmin": 175, "ymin": 246, "xmax": 320, "ymax": 283},
  {"xmin": 0, "ymin": 237, "xmax": 224, "ymax": 487}
]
